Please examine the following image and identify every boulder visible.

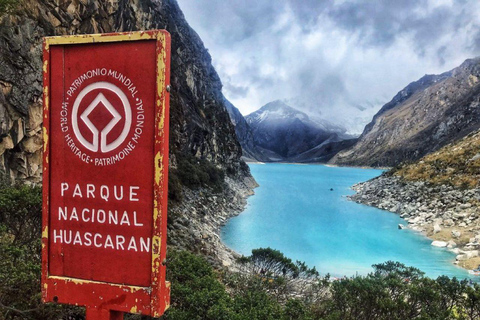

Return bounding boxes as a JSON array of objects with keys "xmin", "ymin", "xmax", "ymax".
[
  {"xmin": 452, "ymin": 230, "xmax": 462, "ymax": 239},
  {"xmin": 460, "ymin": 203, "xmax": 472, "ymax": 209},
  {"xmin": 431, "ymin": 241, "xmax": 448, "ymax": 248},
  {"xmin": 456, "ymin": 254, "xmax": 467, "ymax": 261},
  {"xmin": 433, "ymin": 224, "xmax": 442, "ymax": 234},
  {"xmin": 411, "ymin": 226, "xmax": 425, "ymax": 232},
  {"xmin": 450, "ymin": 248, "xmax": 461, "ymax": 254},
  {"xmin": 444, "ymin": 219, "xmax": 455, "ymax": 227},
  {"xmin": 447, "ymin": 240, "xmax": 457, "ymax": 248},
  {"xmin": 463, "ymin": 251, "xmax": 479, "ymax": 259}
]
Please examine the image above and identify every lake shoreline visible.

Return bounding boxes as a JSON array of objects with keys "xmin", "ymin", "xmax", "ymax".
[
  {"xmin": 244, "ymin": 159, "xmax": 392, "ymax": 170},
  {"xmin": 220, "ymin": 163, "xmax": 474, "ymax": 279},
  {"xmin": 168, "ymin": 174, "xmax": 258, "ymax": 271},
  {"xmin": 222, "ymin": 163, "xmax": 473, "ymax": 279},
  {"xmin": 350, "ymin": 174, "xmax": 480, "ymax": 272}
]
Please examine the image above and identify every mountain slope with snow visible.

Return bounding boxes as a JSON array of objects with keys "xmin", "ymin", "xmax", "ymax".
[
  {"xmin": 244, "ymin": 100, "xmax": 353, "ymax": 161},
  {"xmin": 224, "ymin": 99, "xmax": 274, "ymax": 161}
]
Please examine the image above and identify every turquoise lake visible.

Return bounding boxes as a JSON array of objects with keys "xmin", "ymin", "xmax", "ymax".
[{"xmin": 222, "ymin": 163, "xmax": 473, "ymax": 279}]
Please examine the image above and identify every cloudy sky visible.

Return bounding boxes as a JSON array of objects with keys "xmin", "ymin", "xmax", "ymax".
[{"xmin": 177, "ymin": 0, "xmax": 480, "ymax": 134}]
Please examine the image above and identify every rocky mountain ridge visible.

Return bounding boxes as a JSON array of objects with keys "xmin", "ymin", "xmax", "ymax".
[
  {"xmin": 331, "ymin": 58, "xmax": 480, "ymax": 167},
  {"xmin": 0, "ymin": 0, "xmax": 256, "ymax": 256},
  {"xmin": 224, "ymin": 99, "xmax": 272, "ymax": 162},
  {"xmin": 239, "ymin": 100, "xmax": 353, "ymax": 162}
]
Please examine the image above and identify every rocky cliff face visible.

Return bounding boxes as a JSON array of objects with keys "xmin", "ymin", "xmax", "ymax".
[
  {"xmin": 331, "ymin": 58, "xmax": 480, "ymax": 167},
  {"xmin": 0, "ymin": 0, "xmax": 248, "ymax": 180},
  {"xmin": 0, "ymin": 0, "xmax": 256, "ymax": 258},
  {"xmin": 224, "ymin": 99, "xmax": 269, "ymax": 162}
]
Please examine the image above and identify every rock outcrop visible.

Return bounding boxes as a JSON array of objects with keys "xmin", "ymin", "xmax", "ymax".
[
  {"xmin": 331, "ymin": 58, "xmax": 480, "ymax": 167},
  {"xmin": 0, "ymin": 0, "xmax": 256, "ymax": 258},
  {"xmin": 224, "ymin": 98, "xmax": 270, "ymax": 162},
  {"xmin": 1, "ymin": 0, "xmax": 247, "ymax": 180}
]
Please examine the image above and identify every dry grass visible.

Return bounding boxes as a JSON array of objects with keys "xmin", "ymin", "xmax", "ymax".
[
  {"xmin": 429, "ymin": 227, "xmax": 474, "ymax": 246},
  {"xmin": 458, "ymin": 257, "xmax": 480, "ymax": 270},
  {"xmin": 394, "ymin": 130, "xmax": 480, "ymax": 188}
]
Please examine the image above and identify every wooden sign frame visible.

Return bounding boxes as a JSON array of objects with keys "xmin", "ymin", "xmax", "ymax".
[{"xmin": 41, "ymin": 31, "xmax": 171, "ymax": 319}]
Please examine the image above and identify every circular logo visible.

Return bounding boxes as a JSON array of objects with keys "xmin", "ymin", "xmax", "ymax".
[
  {"xmin": 72, "ymin": 82, "xmax": 132, "ymax": 153},
  {"xmin": 60, "ymin": 68, "xmax": 145, "ymax": 166}
]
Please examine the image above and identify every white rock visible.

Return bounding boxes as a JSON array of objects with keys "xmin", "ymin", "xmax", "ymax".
[
  {"xmin": 464, "ymin": 250, "xmax": 479, "ymax": 259},
  {"xmin": 410, "ymin": 217, "xmax": 421, "ymax": 224},
  {"xmin": 432, "ymin": 241, "xmax": 448, "ymax": 248},
  {"xmin": 454, "ymin": 212, "xmax": 467, "ymax": 218},
  {"xmin": 450, "ymin": 248, "xmax": 461, "ymax": 254},
  {"xmin": 444, "ymin": 219, "xmax": 455, "ymax": 227},
  {"xmin": 456, "ymin": 254, "xmax": 467, "ymax": 261},
  {"xmin": 447, "ymin": 240, "xmax": 457, "ymax": 248},
  {"xmin": 452, "ymin": 230, "xmax": 462, "ymax": 239},
  {"xmin": 433, "ymin": 224, "xmax": 442, "ymax": 234},
  {"xmin": 412, "ymin": 226, "xmax": 424, "ymax": 232},
  {"xmin": 460, "ymin": 203, "xmax": 472, "ymax": 209}
]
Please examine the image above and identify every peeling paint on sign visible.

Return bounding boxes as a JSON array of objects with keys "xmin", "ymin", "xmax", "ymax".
[{"xmin": 42, "ymin": 30, "xmax": 171, "ymax": 319}]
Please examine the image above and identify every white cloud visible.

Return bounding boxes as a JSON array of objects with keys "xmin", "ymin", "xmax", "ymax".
[{"xmin": 177, "ymin": 0, "xmax": 480, "ymax": 134}]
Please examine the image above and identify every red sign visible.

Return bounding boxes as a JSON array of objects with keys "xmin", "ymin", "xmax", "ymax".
[{"xmin": 41, "ymin": 31, "xmax": 171, "ymax": 319}]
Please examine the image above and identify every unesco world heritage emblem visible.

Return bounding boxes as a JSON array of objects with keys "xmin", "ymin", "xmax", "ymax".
[
  {"xmin": 72, "ymin": 81, "xmax": 132, "ymax": 154},
  {"xmin": 61, "ymin": 70, "xmax": 146, "ymax": 166}
]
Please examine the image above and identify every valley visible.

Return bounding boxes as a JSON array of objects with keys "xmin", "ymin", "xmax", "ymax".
[{"xmin": 1, "ymin": 0, "xmax": 480, "ymax": 318}]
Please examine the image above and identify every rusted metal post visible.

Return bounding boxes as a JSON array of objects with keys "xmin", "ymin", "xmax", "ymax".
[{"xmin": 86, "ymin": 307, "xmax": 124, "ymax": 320}]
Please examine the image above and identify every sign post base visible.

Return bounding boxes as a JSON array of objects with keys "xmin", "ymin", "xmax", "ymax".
[{"xmin": 86, "ymin": 307, "xmax": 124, "ymax": 320}]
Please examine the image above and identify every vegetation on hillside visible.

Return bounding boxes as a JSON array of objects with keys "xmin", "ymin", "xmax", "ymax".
[
  {"xmin": 168, "ymin": 154, "xmax": 226, "ymax": 204},
  {"xmin": 0, "ymin": 0, "xmax": 17, "ymax": 15},
  {"xmin": 0, "ymin": 177, "xmax": 83, "ymax": 319},
  {"xmin": 392, "ymin": 130, "xmax": 480, "ymax": 188},
  {"xmin": 2, "ymin": 177, "xmax": 480, "ymax": 319}
]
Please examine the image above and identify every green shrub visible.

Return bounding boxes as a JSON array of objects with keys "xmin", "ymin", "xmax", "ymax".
[
  {"xmin": 168, "ymin": 171, "xmax": 183, "ymax": 203},
  {"xmin": 173, "ymin": 154, "xmax": 225, "ymax": 193},
  {"xmin": 239, "ymin": 248, "xmax": 319, "ymax": 280},
  {"xmin": 0, "ymin": 180, "xmax": 83, "ymax": 319},
  {"xmin": 231, "ymin": 284, "xmax": 282, "ymax": 320},
  {"xmin": 164, "ymin": 250, "xmax": 234, "ymax": 320},
  {"xmin": 0, "ymin": 0, "xmax": 17, "ymax": 15},
  {"xmin": 282, "ymin": 299, "xmax": 313, "ymax": 320},
  {"xmin": 0, "ymin": 182, "xmax": 42, "ymax": 247}
]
